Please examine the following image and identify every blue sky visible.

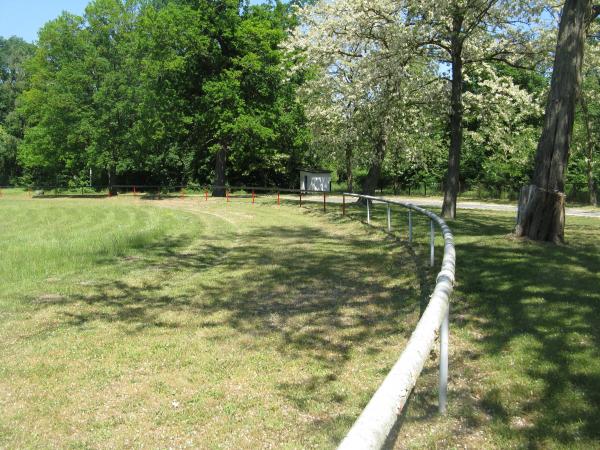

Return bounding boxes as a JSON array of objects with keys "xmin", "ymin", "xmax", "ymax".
[
  {"xmin": 0, "ymin": 0, "xmax": 90, "ymax": 42},
  {"xmin": 1, "ymin": 0, "xmax": 267, "ymax": 43}
]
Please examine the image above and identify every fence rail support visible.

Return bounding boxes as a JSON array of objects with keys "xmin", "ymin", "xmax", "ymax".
[
  {"xmin": 387, "ymin": 204, "xmax": 391, "ymax": 232},
  {"xmin": 408, "ymin": 210, "xmax": 413, "ymax": 243},
  {"xmin": 366, "ymin": 199, "xmax": 371, "ymax": 224},
  {"xmin": 439, "ymin": 307, "xmax": 449, "ymax": 414},
  {"xmin": 430, "ymin": 219, "xmax": 435, "ymax": 267}
]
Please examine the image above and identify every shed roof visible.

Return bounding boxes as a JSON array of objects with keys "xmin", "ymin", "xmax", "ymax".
[{"xmin": 298, "ymin": 168, "xmax": 332, "ymax": 174}]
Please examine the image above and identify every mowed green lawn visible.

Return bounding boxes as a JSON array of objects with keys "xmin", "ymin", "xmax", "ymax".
[
  {"xmin": 358, "ymin": 206, "xmax": 600, "ymax": 449},
  {"xmin": 2, "ymin": 193, "xmax": 600, "ymax": 449},
  {"xmin": 349, "ymin": 203, "xmax": 600, "ymax": 449},
  {"xmin": 0, "ymin": 194, "xmax": 422, "ymax": 448}
]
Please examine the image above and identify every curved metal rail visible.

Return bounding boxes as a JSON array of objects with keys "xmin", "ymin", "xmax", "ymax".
[{"xmin": 338, "ymin": 193, "xmax": 456, "ymax": 450}]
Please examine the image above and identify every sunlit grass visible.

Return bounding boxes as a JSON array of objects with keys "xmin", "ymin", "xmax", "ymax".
[
  {"xmin": 2, "ymin": 193, "xmax": 598, "ymax": 449},
  {"xmin": 0, "ymin": 194, "xmax": 422, "ymax": 448},
  {"xmin": 0, "ymin": 199, "xmax": 200, "ymax": 296}
]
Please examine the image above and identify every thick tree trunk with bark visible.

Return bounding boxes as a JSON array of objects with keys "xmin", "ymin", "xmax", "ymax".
[
  {"xmin": 361, "ymin": 132, "xmax": 387, "ymax": 197},
  {"xmin": 441, "ymin": 16, "xmax": 464, "ymax": 219},
  {"xmin": 212, "ymin": 144, "xmax": 227, "ymax": 197},
  {"xmin": 516, "ymin": 0, "xmax": 596, "ymax": 242},
  {"xmin": 580, "ymin": 94, "xmax": 598, "ymax": 206}
]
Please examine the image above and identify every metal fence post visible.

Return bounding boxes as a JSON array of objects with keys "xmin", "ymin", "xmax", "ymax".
[
  {"xmin": 366, "ymin": 199, "xmax": 371, "ymax": 224},
  {"xmin": 323, "ymin": 193, "xmax": 326, "ymax": 212},
  {"xmin": 439, "ymin": 307, "xmax": 449, "ymax": 414},
  {"xmin": 387, "ymin": 203, "xmax": 391, "ymax": 232},
  {"xmin": 430, "ymin": 219, "xmax": 435, "ymax": 267},
  {"xmin": 342, "ymin": 194, "xmax": 346, "ymax": 216},
  {"xmin": 408, "ymin": 210, "xmax": 413, "ymax": 243}
]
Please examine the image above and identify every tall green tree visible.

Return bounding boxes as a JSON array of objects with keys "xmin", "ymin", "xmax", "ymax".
[
  {"xmin": 18, "ymin": 13, "xmax": 93, "ymax": 185},
  {"xmin": 17, "ymin": 0, "xmax": 309, "ymax": 190},
  {"xmin": 0, "ymin": 36, "xmax": 35, "ymax": 184}
]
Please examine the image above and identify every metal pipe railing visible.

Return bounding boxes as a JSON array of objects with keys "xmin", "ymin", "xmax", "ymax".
[{"xmin": 338, "ymin": 193, "xmax": 455, "ymax": 450}]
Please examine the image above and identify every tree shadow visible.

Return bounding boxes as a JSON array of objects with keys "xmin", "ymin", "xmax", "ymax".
[
  {"xmin": 400, "ymin": 211, "xmax": 600, "ymax": 447},
  {"xmin": 26, "ymin": 218, "xmax": 427, "ymax": 442}
]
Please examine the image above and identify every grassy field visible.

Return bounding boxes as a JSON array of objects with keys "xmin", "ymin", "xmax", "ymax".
[
  {"xmin": 1, "ymin": 192, "xmax": 599, "ymax": 449},
  {"xmin": 0, "ymin": 193, "xmax": 426, "ymax": 448},
  {"xmin": 355, "ymin": 204, "xmax": 600, "ymax": 449}
]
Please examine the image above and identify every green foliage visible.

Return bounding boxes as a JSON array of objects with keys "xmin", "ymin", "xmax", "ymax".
[
  {"xmin": 460, "ymin": 63, "xmax": 547, "ymax": 194},
  {"xmin": 4, "ymin": 0, "xmax": 599, "ymax": 198},
  {"xmin": 15, "ymin": 0, "xmax": 309, "ymax": 188},
  {"xmin": 0, "ymin": 36, "xmax": 35, "ymax": 184}
]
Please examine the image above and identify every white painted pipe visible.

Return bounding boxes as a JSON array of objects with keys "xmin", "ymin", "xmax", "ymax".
[
  {"xmin": 430, "ymin": 219, "xmax": 435, "ymax": 267},
  {"xmin": 408, "ymin": 210, "xmax": 413, "ymax": 243},
  {"xmin": 387, "ymin": 204, "xmax": 391, "ymax": 232},
  {"xmin": 338, "ymin": 193, "xmax": 455, "ymax": 450}
]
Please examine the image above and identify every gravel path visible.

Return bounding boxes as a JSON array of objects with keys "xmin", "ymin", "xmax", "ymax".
[{"xmin": 298, "ymin": 194, "xmax": 600, "ymax": 219}]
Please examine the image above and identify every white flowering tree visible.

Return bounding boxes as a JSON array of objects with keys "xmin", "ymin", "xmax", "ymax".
[
  {"xmin": 287, "ymin": 0, "xmax": 553, "ymax": 214},
  {"xmin": 286, "ymin": 0, "xmax": 445, "ymax": 196},
  {"xmin": 462, "ymin": 64, "xmax": 544, "ymax": 194},
  {"xmin": 399, "ymin": 0, "xmax": 552, "ymax": 217}
]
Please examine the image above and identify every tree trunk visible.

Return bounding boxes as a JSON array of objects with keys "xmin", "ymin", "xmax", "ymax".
[
  {"xmin": 212, "ymin": 144, "xmax": 227, "ymax": 197},
  {"xmin": 345, "ymin": 144, "xmax": 354, "ymax": 193},
  {"xmin": 580, "ymin": 94, "xmax": 598, "ymax": 206},
  {"xmin": 516, "ymin": 0, "xmax": 594, "ymax": 242},
  {"xmin": 441, "ymin": 16, "xmax": 464, "ymax": 219},
  {"xmin": 361, "ymin": 132, "xmax": 387, "ymax": 197},
  {"xmin": 107, "ymin": 158, "xmax": 117, "ymax": 196}
]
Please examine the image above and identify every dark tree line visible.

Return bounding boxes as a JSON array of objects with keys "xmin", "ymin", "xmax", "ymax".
[{"xmin": 2, "ymin": 0, "xmax": 312, "ymax": 193}]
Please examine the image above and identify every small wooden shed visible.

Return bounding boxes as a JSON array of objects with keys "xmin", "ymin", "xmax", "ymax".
[{"xmin": 300, "ymin": 169, "xmax": 332, "ymax": 192}]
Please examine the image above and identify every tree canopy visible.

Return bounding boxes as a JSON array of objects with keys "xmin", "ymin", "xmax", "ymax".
[{"xmin": 12, "ymin": 0, "xmax": 310, "ymax": 190}]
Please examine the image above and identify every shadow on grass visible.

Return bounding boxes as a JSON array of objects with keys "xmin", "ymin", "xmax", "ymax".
[
  {"xmin": 27, "ymin": 217, "xmax": 424, "ymax": 442},
  {"xmin": 32, "ymin": 194, "xmax": 109, "ymax": 199},
  {"xmin": 23, "ymin": 200, "xmax": 599, "ymax": 447},
  {"xmin": 402, "ymin": 211, "xmax": 600, "ymax": 447}
]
